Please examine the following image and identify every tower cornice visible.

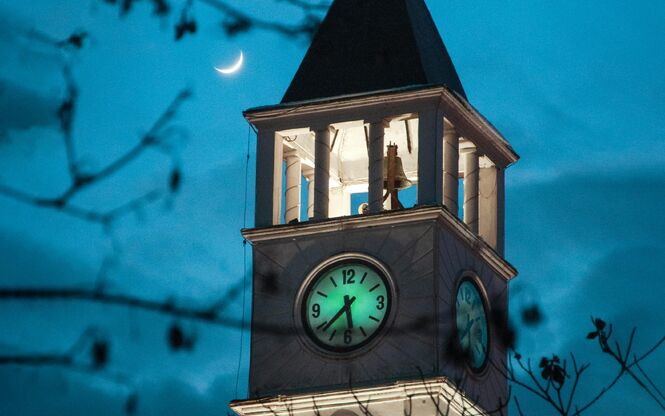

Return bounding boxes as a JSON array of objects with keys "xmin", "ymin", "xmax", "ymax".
[
  {"xmin": 242, "ymin": 205, "xmax": 517, "ymax": 281},
  {"xmin": 244, "ymin": 85, "xmax": 519, "ymax": 169}
]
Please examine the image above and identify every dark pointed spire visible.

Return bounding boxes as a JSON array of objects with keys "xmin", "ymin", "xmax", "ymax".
[{"xmin": 282, "ymin": 0, "xmax": 466, "ymax": 104}]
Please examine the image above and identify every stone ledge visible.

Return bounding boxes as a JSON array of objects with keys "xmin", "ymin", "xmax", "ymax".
[{"xmin": 242, "ymin": 206, "xmax": 517, "ymax": 281}]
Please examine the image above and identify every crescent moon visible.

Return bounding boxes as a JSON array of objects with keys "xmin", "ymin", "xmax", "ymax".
[{"xmin": 215, "ymin": 51, "xmax": 244, "ymax": 75}]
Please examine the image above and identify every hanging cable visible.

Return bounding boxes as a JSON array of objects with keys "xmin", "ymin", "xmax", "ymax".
[{"xmin": 234, "ymin": 123, "xmax": 252, "ymax": 399}]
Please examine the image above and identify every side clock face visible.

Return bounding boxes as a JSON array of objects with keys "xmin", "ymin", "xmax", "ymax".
[
  {"xmin": 302, "ymin": 259, "xmax": 391, "ymax": 352},
  {"xmin": 455, "ymin": 279, "xmax": 489, "ymax": 371}
]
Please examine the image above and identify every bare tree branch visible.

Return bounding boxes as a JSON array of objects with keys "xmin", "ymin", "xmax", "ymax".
[
  {"xmin": 348, "ymin": 375, "xmax": 375, "ymax": 416},
  {"xmin": 102, "ymin": 0, "xmax": 328, "ymax": 40},
  {"xmin": 0, "ymin": 85, "xmax": 191, "ymax": 227},
  {"xmin": 199, "ymin": 0, "xmax": 321, "ymax": 38},
  {"xmin": 0, "ymin": 286, "xmax": 239, "ymax": 327},
  {"xmin": 0, "ymin": 354, "xmax": 72, "ymax": 366},
  {"xmin": 634, "ymin": 359, "xmax": 665, "ymax": 403},
  {"xmin": 278, "ymin": 0, "xmax": 329, "ymax": 12},
  {"xmin": 580, "ymin": 318, "xmax": 665, "ymax": 413},
  {"xmin": 514, "ymin": 396, "xmax": 526, "ymax": 416},
  {"xmin": 501, "ymin": 318, "xmax": 665, "ymax": 415},
  {"xmin": 0, "ymin": 328, "xmax": 138, "ymax": 412}
]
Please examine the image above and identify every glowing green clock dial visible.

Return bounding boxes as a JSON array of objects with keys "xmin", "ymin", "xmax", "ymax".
[
  {"xmin": 303, "ymin": 260, "xmax": 391, "ymax": 352},
  {"xmin": 455, "ymin": 279, "xmax": 489, "ymax": 370}
]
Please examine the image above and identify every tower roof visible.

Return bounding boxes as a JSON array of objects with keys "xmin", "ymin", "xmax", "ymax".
[{"xmin": 281, "ymin": 0, "xmax": 466, "ymax": 104}]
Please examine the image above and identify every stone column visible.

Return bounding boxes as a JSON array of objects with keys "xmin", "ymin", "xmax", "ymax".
[
  {"xmin": 443, "ymin": 121, "xmax": 459, "ymax": 216},
  {"xmin": 254, "ymin": 128, "xmax": 281, "ymax": 227},
  {"xmin": 479, "ymin": 160, "xmax": 505, "ymax": 255},
  {"xmin": 368, "ymin": 119, "xmax": 388, "ymax": 214},
  {"xmin": 302, "ymin": 166, "xmax": 314, "ymax": 220},
  {"xmin": 463, "ymin": 148, "xmax": 479, "ymax": 233},
  {"xmin": 417, "ymin": 108, "xmax": 444, "ymax": 205},
  {"xmin": 313, "ymin": 126, "xmax": 331, "ymax": 220},
  {"xmin": 329, "ymin": 187, "xmax": 351, "ymax": 218},
  {"xmin": 284, "ymin": 148, "xmax": 301, "ymax": 224}
]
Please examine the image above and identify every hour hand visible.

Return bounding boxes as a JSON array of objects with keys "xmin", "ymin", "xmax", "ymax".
[
  {"xmin": 459, "ymin": 314, "xmax": 472, "ymax": 340},
  {"xmin": 344, "ymin": 295, "xmax": 354, "ymax": 328},
  {"xmin": 322, "ymin": 296, "xmax": 356, "ymax": 331}
]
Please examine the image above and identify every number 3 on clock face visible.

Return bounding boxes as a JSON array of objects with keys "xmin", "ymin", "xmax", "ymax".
[{"xmin": 302, "ymin": 259, "xmax": 392, "ymax": 353}]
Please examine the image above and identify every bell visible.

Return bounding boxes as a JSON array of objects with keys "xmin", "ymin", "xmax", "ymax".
[
  {"xmin": 382, "ymin": 144, "xmax": 411, "ymax": 211},
  {"xmin": 383, "ymin": 153, "xmax": 412, "ymax": 190}
]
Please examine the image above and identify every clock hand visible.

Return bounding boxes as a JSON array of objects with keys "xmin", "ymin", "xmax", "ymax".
[
  {"xmin": 344, "ymin": 295, "xmax": 354, "ymax": 329},
  {"xmin": 468, "ymin": 316, "xmax": 484, "ymax": 337},
  {"xmin": 459, "ymin": 314, "xmax": 473, "ymax": 340},
  {"xmin": 322, "ymin": 296, "xmax": 356, "ymax": 331}
]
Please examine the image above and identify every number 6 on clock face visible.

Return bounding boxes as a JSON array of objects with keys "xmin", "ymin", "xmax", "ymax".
[{"xmin": 301, "ymin": 257, "xmax": 392, "ymax": 353}]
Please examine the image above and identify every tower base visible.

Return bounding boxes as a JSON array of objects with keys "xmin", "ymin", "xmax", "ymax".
[{"xmin": 229, "ymin": 377, "xmax": 490, "ymax": 416}]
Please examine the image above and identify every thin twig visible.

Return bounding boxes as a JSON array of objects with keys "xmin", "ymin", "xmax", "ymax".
[
  {"xmin": 0, "ymin": 286, "xmax": 296, "ymax": 335},
  {"xmin": 198, "ymin": 0, "xmax": 321, "ymax": 38},
  {"xmin": 279, "ymin": 0, "xmax": 329, "ymax": 12},
  {"xmin": 634, "ymin": 359, "xmax": 665, "ymax": 402},
  {"xmin": 0, "ymin": 89, "xmax": 191, "ymax": 226}
]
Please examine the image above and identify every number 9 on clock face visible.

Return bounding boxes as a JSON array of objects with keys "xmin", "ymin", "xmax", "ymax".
[{"xmin": 302, "ymin": 260, "xmax": 391, "ymax": 352}]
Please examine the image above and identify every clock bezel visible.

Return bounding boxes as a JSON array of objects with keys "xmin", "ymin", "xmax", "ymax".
[
  {"xmin": 453, "ymin": 271, "xmax": 491, "ymax": 376},
  {"xmin": 295, "ymin": 252, "xmax": 396, "ymax": 356}
]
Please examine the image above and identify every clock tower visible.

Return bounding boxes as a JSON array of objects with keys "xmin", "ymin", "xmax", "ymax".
[{"xmin": 230, "ymin": 0, "xmax": 519, "ymax": 415}]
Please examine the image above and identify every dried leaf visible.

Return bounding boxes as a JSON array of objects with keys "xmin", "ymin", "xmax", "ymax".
[
  {"xmin": 60, "ymin": 31, "xmax": 88, "ymax": 49},
  {"xmin": 152, "ymin": 0, "xmax": 170, "ymax": 16},
  {"xmin": 125, "ymin": 393, "xmax": 138, "ymax": 415},
  {"xmin": 175, "ymin": 19, "xmax": 197, "ymax": 40},
  {"xmin": 169, "ymin": 168, "xmax": 181, "ymax": 193},
  {"xmin": 121, "ymin": 0, "xmax": 134, "ymax": 15},
  {"xmin": 586, "ymin": 331, "xmax": 599, "ymax": 340},
  {"xmin": 594, "ymin": 318, "xmax": 607, "ymax": 331},
  {"xmin": 91, "ymin": 340, "xmax": 109, "ymax": 369},
  {"xmin": 521, "ymin": 304, "xmax": 543, "ymax": 326},
  {"xmin": 57, "ymin": 98, "xmax": 75, "ymax": 133},
  {"xmin": 539, "ymin": 357, "xmax": 548, "ymax": 368},
  {"xmin": 539, "ymin": 355, "xmax": 568, "ymax": 386},
  {"xmin": 167, "ymin": 322, "xmax": 195, "ymax": 351},
  {"xmin": 222, "ymin": 16, "xmax": 252, "ymax": 37},
  {"xmin": 168, "ymin": 323, "xmax": 185, "ymax": 350}
]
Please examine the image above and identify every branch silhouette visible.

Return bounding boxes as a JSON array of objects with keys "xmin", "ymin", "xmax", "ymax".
[
  {"xmin": 499, "ymin": 318, "xmax": 665, "ymax": 415},
  {"xmin": 0, "ymin": 327, "xmax": 138, "ymax": 412},
  {"xmin": 102, "ymin": 0, "xmax": 329, "ymax": 40},
  {"xmin": 0, "ymin": 274, "xmax": 251, "ymax": 328},
  {"xmin": 1, "ymin": 3, "xmax": 347, "ymax": 415},
  {"xmin": 0, "ymin": 77, "xmax": 191, "ymax": 227}
]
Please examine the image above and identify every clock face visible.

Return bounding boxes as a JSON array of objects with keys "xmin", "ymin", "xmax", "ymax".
[
  {"xmin": 302, "ymin": 258, "xmax": 391, "ymax": 352},
  {"xmin": 455, "ymin": 279, "xmax": 489, "ymax": 371}
]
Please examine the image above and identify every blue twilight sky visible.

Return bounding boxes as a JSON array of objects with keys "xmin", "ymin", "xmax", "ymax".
[{"xmin": 0, "ymin": 0, "xmax": 664, "ymax": 415}]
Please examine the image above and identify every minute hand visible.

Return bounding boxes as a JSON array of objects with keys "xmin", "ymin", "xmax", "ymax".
[{"xmin": 322, "ymin": 296, "xmax": 356, "ymax": 331}]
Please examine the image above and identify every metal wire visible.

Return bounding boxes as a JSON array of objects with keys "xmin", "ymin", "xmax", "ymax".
[{"xmin": 235, "ymin": 123, "xmax": 252, "ymax": 399}]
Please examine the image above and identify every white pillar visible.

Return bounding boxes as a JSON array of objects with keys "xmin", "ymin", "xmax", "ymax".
[
  {"xmin": 313, "ymin": 126, "xmax": 331, "ymax": 220},
  {"xmin": 368, "ymin": 119, "xmax": 388, "ymax": 214},
  {"xmin": 284, "ymin": 148, "xmax": 301, "ymax": 224},
  {"xmin": 254, "ymin": 128, "xmax": 281, "ymax": 227},
  {"xmin": 443, "ymin": 121, "xmax": 459, "ymax": 216},
  {"xmin": 329, "ymin": 187, "xmax": 351, "ymax": 218},
  {"xmin": 463, "ymin": 148, "xmax": 479, "ymax": 233},
  {"xmin": 302, "ymin": 166, "xmax": 314, "ymax": 220},
  {"xmin": 479, "ymin": 160, "xmax": 505, "ymax": 255}
]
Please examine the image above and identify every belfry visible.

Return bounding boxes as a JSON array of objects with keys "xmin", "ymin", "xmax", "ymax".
[{"xmin": 230, "ymin": 0, "xmax": 519, "ymax": 414}]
